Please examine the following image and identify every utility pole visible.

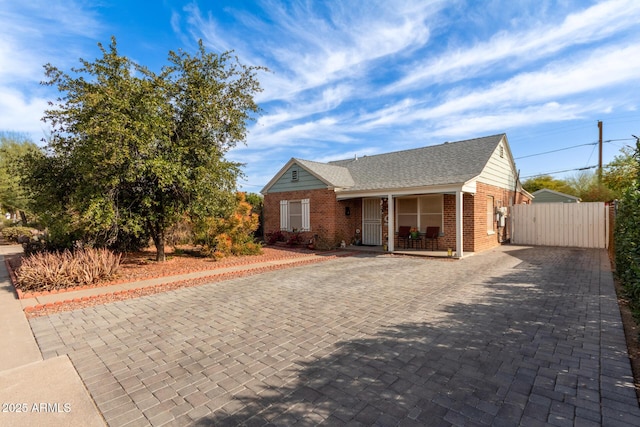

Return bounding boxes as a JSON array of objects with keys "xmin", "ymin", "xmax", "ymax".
[{"xmin": 598, "ymin": 120, "xmax": 603, "ymax": 182}]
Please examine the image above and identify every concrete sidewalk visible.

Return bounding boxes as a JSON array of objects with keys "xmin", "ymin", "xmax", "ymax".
[{"xmin": 0, "ymin": 245, "xmax": 106, "ymax": 426}]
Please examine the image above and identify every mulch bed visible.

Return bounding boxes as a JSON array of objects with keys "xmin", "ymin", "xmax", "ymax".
[
  {"xmin": 6, "ymin": 245, "xmax": 350, "ymax": 318},
  {"xmin": 6, "ymin": 246, "xmax": 323, "ymax": 294},
  {"xmin": 22, "ymin": 254, "xmax": 349, "ymax": 318}
]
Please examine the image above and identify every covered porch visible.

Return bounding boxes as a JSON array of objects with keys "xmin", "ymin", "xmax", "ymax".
[
  {"xmin": 337, "ymin": 184, "xmax": 475, "ymax": 259},
  {"xmin": 341, "ymin": 243, "xmax": 462, "ymax": 259}
]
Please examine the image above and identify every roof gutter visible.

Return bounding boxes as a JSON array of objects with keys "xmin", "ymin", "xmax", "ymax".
[{"xmin": 335, "ymin": 180, "xmax": 477, "ymax": 200}]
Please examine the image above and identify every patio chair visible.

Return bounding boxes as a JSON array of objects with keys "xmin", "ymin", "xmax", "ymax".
[
  {"xmin": 396, "ymin": 226, "xmax": 411, "ymax": 249},
  {"xmin": 424, "ymin": 226, "xmax": 439, "ymax": 251}
]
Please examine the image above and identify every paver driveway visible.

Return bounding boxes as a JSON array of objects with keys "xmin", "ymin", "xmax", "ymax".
[{"xmin": 29, "ymin": 246, "xmax": 640, "ymax": 426}]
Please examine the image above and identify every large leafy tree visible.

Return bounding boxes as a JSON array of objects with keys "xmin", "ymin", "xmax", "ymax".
[
  {"xmin": 33, "ymin": 37, "xmax": 264, "ymax": 260},
  {"xmin": 565, "ymin": 171, "xmax": 616, "ymax": 202},
  {"xmin": 615, "ymin": 138, "xmax": 640, "ymax": 302},
  {"xmin": 603, "ymin": 146, "xmax": 639, "ymax": 197},
  {"xmin": 0, "ymin": 132, "xmax": 40, "ymax": 222},
  {"xmin": 522, "ymin": 175, "xmax": 574, "ymax": 195}
]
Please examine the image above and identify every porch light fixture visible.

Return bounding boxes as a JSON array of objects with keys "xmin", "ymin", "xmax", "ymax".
[{"xmin": 345, "ymin": 206, "xmax": 351, "ymax": 216}]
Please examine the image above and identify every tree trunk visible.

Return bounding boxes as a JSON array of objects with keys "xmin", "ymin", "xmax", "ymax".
[
  {"xmin": 155, "ymin": 237, "xmax": 166, "ymax": 262},
  {"xmin": 149, "ymin": 224, "xmax": 166, "ymax": 262}
]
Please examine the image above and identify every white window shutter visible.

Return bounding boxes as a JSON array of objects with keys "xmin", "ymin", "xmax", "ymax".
[
  {"xmin": 301, "ymin": 199, "xmax": 310, "ymax": 231},
  {"xmin": 280, "ymin": 200, "xmax": 289, "ymax": 231}
]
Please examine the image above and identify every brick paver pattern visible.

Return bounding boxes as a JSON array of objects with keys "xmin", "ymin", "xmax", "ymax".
[{"xmin": 29, "ymin": 246, "xmax": 640, "ymax": 426}]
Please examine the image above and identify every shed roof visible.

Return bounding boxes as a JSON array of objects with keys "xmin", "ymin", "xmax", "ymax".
[{"xmin": 531, "ymin": 188, "xmax": 581, "ymax": 203}]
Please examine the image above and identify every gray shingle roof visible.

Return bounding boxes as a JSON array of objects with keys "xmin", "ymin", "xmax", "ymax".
[
  {"xmin": 328, "ymin": 134, "xmax": 505, "ymax": 192},
  {"xmin": 294, "ymin": 158, "xmax": 355, "ymax": 188}
]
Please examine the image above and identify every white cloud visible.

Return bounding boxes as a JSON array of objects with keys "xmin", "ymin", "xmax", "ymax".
[
  {"xmin": 0, "ymin": 1, "xmax": 103, "ymax": 136},
  {"xmin": 389, "ymin": 0, "xmax": 640, "ymax": 92},
  {"xmin": 361, "ymin": 42, "xmax": 640, "ymax": 130},
  {"xmin": 0, "ymin": 87, "xmax": 50, "ymax": 141},
  {"xmin": 182, "ymin": 0, "xmax": 442, "ymax": 102}
]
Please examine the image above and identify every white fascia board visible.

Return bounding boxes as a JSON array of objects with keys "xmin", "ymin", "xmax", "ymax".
[
  {"xmin": 335, "ymin": 182, "xmax": 475, "ymax": 200},
  {"xmin": 461, "ymin": 179, "xmax": 477, "ymax": 193}
]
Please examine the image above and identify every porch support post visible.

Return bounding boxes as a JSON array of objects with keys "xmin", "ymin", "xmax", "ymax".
[
  {"xmin": 387, "ymin": 194, "xmax": 394, "ymax": 252},
  {"xmin": 456, "ymin": 190, "xmax": 464, "ymax": 258}
]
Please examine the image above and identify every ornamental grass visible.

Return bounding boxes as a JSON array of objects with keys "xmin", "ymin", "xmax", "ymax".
[{"xmin": 15, "ymin": 248, "xmax": 121, "ymax": 293}]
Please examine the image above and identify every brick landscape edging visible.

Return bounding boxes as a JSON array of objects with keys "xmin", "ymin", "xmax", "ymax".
[
  {"xmin": 23, "ymin": 252, "xmax": 356, "ymax": 318},
  {"xmin": 9, "ymin": 249, "xmax": 343, "ymax": 300}
]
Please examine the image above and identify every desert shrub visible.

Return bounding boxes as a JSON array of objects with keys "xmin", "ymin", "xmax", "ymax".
[
  {"xmin": 195, "ymin": 193, "xmax": 262, "ymax": 259},
  {"xmin": 1, "ymin": 226, "xmax": 35, "ymax": 242},
  {"xmin": 107, "ymin": 230, "xmax": 150, "ymax": 253},
  {"xmin": 15, "ymin": 248, "xmax": 121, "ymax": 292},
  {"xmin": 166, "ymin": 216, "xmax": 194, "ymax": 249},
  {"xmin": 22, "ymin": 236, "xmax": 48, "ymax": 256},
  {"xmin": 245, "ymin": 193, "xmax": 264, "ymax": 238},
  {"xmin": 265, "ymin": 230, "xmax": 286, "ymax": 245},
  {"xmin": 286, "ymin": 231, "xmax": 305, "ymax": 246}
]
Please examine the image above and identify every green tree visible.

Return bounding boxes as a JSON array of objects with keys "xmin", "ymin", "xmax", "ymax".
[
  {"xmin": 32, "ymin": 37, "xmax": 265, "ymax": 260},
  {"xmin": 615, "ymin": 138, "xmax": 640, "ymax": 303},
  {"xmin": 565, "ymin": 171, "xmax": 616, "ymax": 202},
  {"xmin": 603, "ymin": 146, "xmax": 638, "ymax": 197},
  {"xmin": 0, "ymin": 132, "xmax": 40, "ymax": 223},
  {"xmin": 522, "ymin": 175, "xmax": 573, "ymax": 195},
  {"xmin": 245, "ymin": 192, "xmax": 264, "ymax": 237}
]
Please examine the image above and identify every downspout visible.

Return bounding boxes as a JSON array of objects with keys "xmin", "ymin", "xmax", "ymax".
[{"xmin": 505, "ymin": 169, "xmax": 520, "ymax": 244}]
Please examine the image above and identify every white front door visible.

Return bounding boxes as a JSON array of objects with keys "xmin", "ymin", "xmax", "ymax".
[{"xmin": 362, "ymin": 198, "xmax": 382, "ymax": 245}]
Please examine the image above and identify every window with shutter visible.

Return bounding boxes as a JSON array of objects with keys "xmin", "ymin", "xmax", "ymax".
[{"xmin": 280, "ymin": 198, "xmax": 311, "ymax": 231}]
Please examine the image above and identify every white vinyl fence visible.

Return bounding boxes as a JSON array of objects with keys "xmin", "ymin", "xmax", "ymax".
[{"xmin": 510, "ymin": 202, "xmax": 608, "ymax": 249}]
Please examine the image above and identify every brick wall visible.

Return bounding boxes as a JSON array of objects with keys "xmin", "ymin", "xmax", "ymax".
[
  {"xmin": 440, "ymin": 184, "xmax": 531, "ymax": 253},
  {"xmin": 470, "ymin": 182, "xmax": 532, "ymax": 252},
  {"xmin": 265, "ymin": 185, "xmax": 531, "ymax": 253},
  {"xmin": 264, "ymin": 190, "xmax": 362, "ymax": 246}
]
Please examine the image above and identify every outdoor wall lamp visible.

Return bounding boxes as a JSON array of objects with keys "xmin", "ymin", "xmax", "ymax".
[{"xmin": 345, "ymin": 206, "xmax": 351, "ymax": 216}]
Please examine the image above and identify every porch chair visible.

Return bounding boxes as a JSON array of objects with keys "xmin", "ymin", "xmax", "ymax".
[
  {"xmin": 396, "ymin": 226, "xmax": 411, "ymax": 249},
  {"xmin": 424, "ymin": 226, "xmax": 439, "ymax": 251}
]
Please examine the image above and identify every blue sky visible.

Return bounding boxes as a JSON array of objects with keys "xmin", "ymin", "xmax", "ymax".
[{"xmin": 1, "ymin": 0, "xmax": 639, "ymax": 192}]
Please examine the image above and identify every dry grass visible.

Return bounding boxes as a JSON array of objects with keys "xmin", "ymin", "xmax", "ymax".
[{"xmin": 15, "ymin": 248, "xmax": 121, "ymax": 292}]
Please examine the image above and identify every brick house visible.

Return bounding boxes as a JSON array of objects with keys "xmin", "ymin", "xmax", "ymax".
[{"xmin": 261, "ymin": 134, "xmax": 532, "ymax": 257}]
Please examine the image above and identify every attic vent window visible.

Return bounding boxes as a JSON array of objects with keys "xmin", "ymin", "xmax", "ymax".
[{"xmin": 291, "ymin": 169, "xmax": 299, "ymax": 181}]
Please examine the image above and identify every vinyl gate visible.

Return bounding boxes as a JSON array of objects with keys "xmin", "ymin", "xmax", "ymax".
[{"xmin": 510, "ymin": 202, "xmax": 608, "ymax": 249}]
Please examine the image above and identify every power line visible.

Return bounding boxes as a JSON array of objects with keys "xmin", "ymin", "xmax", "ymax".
[
  {"xmin": 515, "ymin": 142, "xmax": 596, "ymax": 159},
  {"xmin": 521, "ymin": 165, "xmax": 597, "ymax": 179},
  {"xmin": 515, "ymin": 138, "xmax": 634, "ymax": 160}
]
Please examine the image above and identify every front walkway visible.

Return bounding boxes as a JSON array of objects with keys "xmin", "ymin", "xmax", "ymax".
[{"xmin": 25, "ymin": 246, "xmax": 640, "ymax": 426}]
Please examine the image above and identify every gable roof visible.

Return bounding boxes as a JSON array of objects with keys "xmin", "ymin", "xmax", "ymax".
[
  {"xmin": 329, "ymin": 134, "xmax": 505, "ymax": 192},
  {"xmin": 531, "ymin": 188, "xmax": 581, "ymax": 202},
  {"xmin": 262, "ymin": 134, "xmax": 509, "ymax": 194},
  {"xmin": 294, "ymin": 159, "xmax": 354, "ymax": 188}
]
